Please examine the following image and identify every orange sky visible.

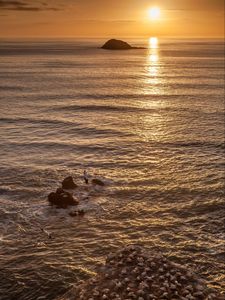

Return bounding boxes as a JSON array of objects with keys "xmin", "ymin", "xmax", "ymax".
[{"xmin": 0, "ymin": 0, "xmax": 224, "ymax": 38}]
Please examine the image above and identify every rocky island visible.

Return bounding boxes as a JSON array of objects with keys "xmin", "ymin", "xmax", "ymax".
[{"xmin": 101, "ymin": 39, "xmax": 145, "ymax": 50}]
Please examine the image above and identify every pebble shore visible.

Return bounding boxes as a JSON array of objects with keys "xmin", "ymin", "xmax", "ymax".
[{"xmin": 58, "ymin": 245, "xmax": 223, "ymax": 300}]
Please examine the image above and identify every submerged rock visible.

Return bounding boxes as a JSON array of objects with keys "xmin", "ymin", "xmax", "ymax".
[
  {"xmin": 78, "ymin": 209, "xmax": 85, "ymax": 216},
  {"xmin": 101, "ymin": 39, "xmax": 145, "ymax": 50},
  {"xmin": 62, "ymin": 176, "xmax": 77, "ymax": 189},
  {"xmin": 69, "ymin": 209, "xmax": 85, "ymax": 217},
  {"xmin": 48, "ymin": 190, "xmax": 79, "ymax": 209},
  {"xmin": 69, "ymin": 211, "xmax": 78, "ymax": 217},
  {"xmin": 91, "ymin": 178, "xmax": 105, "ymax": 186},
  {"xmin": 58, "ymin": 245, "xmax": 223, "ymax": 300}
]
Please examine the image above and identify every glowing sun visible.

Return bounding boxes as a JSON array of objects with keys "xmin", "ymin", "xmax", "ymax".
[{"xmin": 148, "ymin": 7, "xmax": 161, "ymax": 20}]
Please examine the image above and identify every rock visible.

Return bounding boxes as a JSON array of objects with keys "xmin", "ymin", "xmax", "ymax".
[
  {"xmin": 48, "ymin": 190, "xmax": 79, "ymax": 209},
  {"xmin": 56, "ymin": 187, "xmax": 64, "ymax": 194},
  {"xmin": 91, "ymin": 178, "xmax": 105, "ymax": 186},
  {"xmin": 102, "ymin": 39, "xmax": 132, "ymax": 50},
  {"xmin": 69, "ymin": 209, "xmax": 85, "ymax": 217},
  {"xmin": 48, "ymin": 192, "xmax": 58, "ymax": 203},
  {"xmin": 101, "ymin": 39, "xmax": 145, "ymax": 50},
  {"xmin": 78, "ymin": 209, "xmax": 85, "ymax": 216},
  {"xmin": 69, "ymin": 211, "xmax": 78, "ymax": 217},
  {"xmin": 62, "ymin": 176, "xmax": 77, "ymax": 189}
]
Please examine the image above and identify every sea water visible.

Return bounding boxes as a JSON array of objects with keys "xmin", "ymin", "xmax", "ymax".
[{"xmin": 0, "ymin": 38, "xmax": 224, "ymax": 299}]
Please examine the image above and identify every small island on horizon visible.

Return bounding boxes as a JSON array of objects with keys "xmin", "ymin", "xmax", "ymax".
[{"xmin": 101, "ymin": 39, "xmax": 146, "ymax": 50}]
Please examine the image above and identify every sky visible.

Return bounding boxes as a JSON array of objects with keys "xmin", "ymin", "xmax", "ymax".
[{"xmin": 0, "ymin": 0, "xmax": 224, "ymax": 38}]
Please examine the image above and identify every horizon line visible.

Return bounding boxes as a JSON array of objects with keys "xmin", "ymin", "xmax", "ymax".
[{"xmin": 0, "ymin": 35, "xmax": 224, "ymax": 39}]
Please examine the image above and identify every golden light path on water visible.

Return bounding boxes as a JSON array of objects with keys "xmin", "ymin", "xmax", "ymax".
[
  {"xmin": 147, "ymin": 37, "xmax": 160, "ymax": 80},
  {"xmin": 143, "ymin": 36, "xmax": 163, "ymax": 105},
  {"xmin": 137, "ymin": 37, "xmax": 167, "ymax": 145}
]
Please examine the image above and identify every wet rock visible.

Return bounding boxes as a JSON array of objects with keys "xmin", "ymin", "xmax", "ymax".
[
  {"xmin": 91, "ymin": 178, "xmax": 105, "ymax": 186},
  {"xmin": 69, "ymin": 211, "xmax": 78, "ymax": 217},
  {"xmin": 56, "ymin": 187, "xmax": 64, "ymax": 194},
  {"xmin": 69, "ymin": 209, "xmax": 85, "ymax": 217},
  {"xmin": 48, "ymin": 192, "xmax": 58, "ymax": 203},
  {"xmin": 62, "ymin": 176, "xmax": 77, "ymax": 189},
  {"xmin": 78, "ymin": 209, "xmax": 85, "ymax": 216},
  {"xmin": 48, "ymin": 190, "xmax": 79, "ymax": 209}
]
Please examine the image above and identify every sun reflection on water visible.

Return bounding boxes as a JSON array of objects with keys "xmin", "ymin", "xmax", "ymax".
[
  {"xmin": 148, "ymin": 53, "xmax": 159, "ymax": 77},
  {"xmin": 145, "ymin": 37, "xmax": 160, "ymax": 87},
  {"xmin": 149, "ymin": 37, "xmax": 158, "ymax": 49},
  {"xmin": 135, "ymin": 37, "xmax": 167, "ymax": 143},
  {"xmin": 149, "ymin": 54, "xmax": 158, "ymax": 63}
]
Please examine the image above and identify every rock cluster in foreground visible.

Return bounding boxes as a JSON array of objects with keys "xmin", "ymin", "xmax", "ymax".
[
  {"xmin": 47, "ymin": 175, "xmax": 105, "ymax": 209},
  {"xmin": 59, "ymin": 245, "xmax": 222, "ymax": 300}
]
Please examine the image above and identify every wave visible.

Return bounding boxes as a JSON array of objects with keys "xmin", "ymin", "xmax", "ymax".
[
  {"xmin": 0, "ymin": 117, "xmax": 82, "ymax": 126},
  {"xmin": 0, "ymin": 117, "xmax": 130, "ymax": 137},
  {"xmin": 48, "ymin": 103, "xmax": 225, "ymax": 116},
  {"xmin": 51, "ymin": 104, "xmax": 152, "ymax": 113},
  {"xmin": 161, "ymin": 141, "xmax": 225, "ymax": 150},
  {"xmin": 2, "ymin": 141, "xmax": 118, "ymax": 152}
]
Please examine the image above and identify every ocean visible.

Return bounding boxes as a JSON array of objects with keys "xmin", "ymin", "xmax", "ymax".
[{"xmin": 0, "ymin": 38, "xmax": 224, "ymax": 299}]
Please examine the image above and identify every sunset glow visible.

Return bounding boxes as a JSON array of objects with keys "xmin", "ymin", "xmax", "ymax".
[
  {"xmin": 148, "ymin": 7, "xmax": 161, "ymax": 20},
  {"xmin": 0, "ymin": 1, "xmax": 224, "ymax": 38},
  {"xmin": 0, "ymin": 0, "xmax": 224, "ymax": 298}
]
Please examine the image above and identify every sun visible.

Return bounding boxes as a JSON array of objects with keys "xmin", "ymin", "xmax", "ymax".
[{"xmin": 148, "ymin": 7, "xmax": 161, "ymax": 20}]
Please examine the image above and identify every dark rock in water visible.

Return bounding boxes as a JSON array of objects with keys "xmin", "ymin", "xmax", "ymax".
[
  {"xmin": 69, "ymin": 209, "xmax": 85, "ymax": 217},
  {"xmin": 92, "ymin": 178, "xmax": 105, "ymax": 186},
  {"xmin": 78, "ymin": 209, "xmax": 85, "ymax": 216},
  {"xmin": 102, "ymin": 39, "xmax": 132, "ymax": 50},
  {"xmin": 48, "ymin": 192, "xmax": 57, "ymax": 203},
  {"xmin": 48, "ymin": 190, "xmax": 79, "ymax": 209},
  {"xmin": 69, "ymin": 211, "xmax": 78, "ymax": 217},
  {"xmin": 56, "ymin": 187, "xmax": 64, "ymax": 194},
  {"xmin": 62, "ymin": 176, "xmax": 77, "ymax": 189},
  {"xmin": 101, "ymin": 39, "xmax": 145, "ymax": 50}
]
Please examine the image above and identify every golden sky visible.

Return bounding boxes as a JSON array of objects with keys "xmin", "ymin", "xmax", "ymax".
[{"xmin": 0, "ymin": 0, "xmax": 224, "ymax": 38}]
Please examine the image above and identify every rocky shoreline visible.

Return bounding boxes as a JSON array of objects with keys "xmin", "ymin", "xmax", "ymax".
[{"xmin": 57, "ymin": 245, "xmax": 223, "ymax": 300}]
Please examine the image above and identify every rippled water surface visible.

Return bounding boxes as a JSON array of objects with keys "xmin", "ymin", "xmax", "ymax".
[{"xmin": 0, "ymin": 38, "xmax": 224, "ymax": 299}]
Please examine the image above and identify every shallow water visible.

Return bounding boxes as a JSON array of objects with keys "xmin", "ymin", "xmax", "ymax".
[{"xmin": 0, "ymin": 38, "xmax": 224, "ymax": 300}]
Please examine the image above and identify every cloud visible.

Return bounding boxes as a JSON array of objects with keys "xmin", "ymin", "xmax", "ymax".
[{"xmin": 0, "ymin": 0, "xmax": 61, "ymax": 11}]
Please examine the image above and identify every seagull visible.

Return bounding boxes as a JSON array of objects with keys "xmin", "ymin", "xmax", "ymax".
[{"xmin": 83, "ymin": 170, "xmax": 89, "ymax": 184}]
